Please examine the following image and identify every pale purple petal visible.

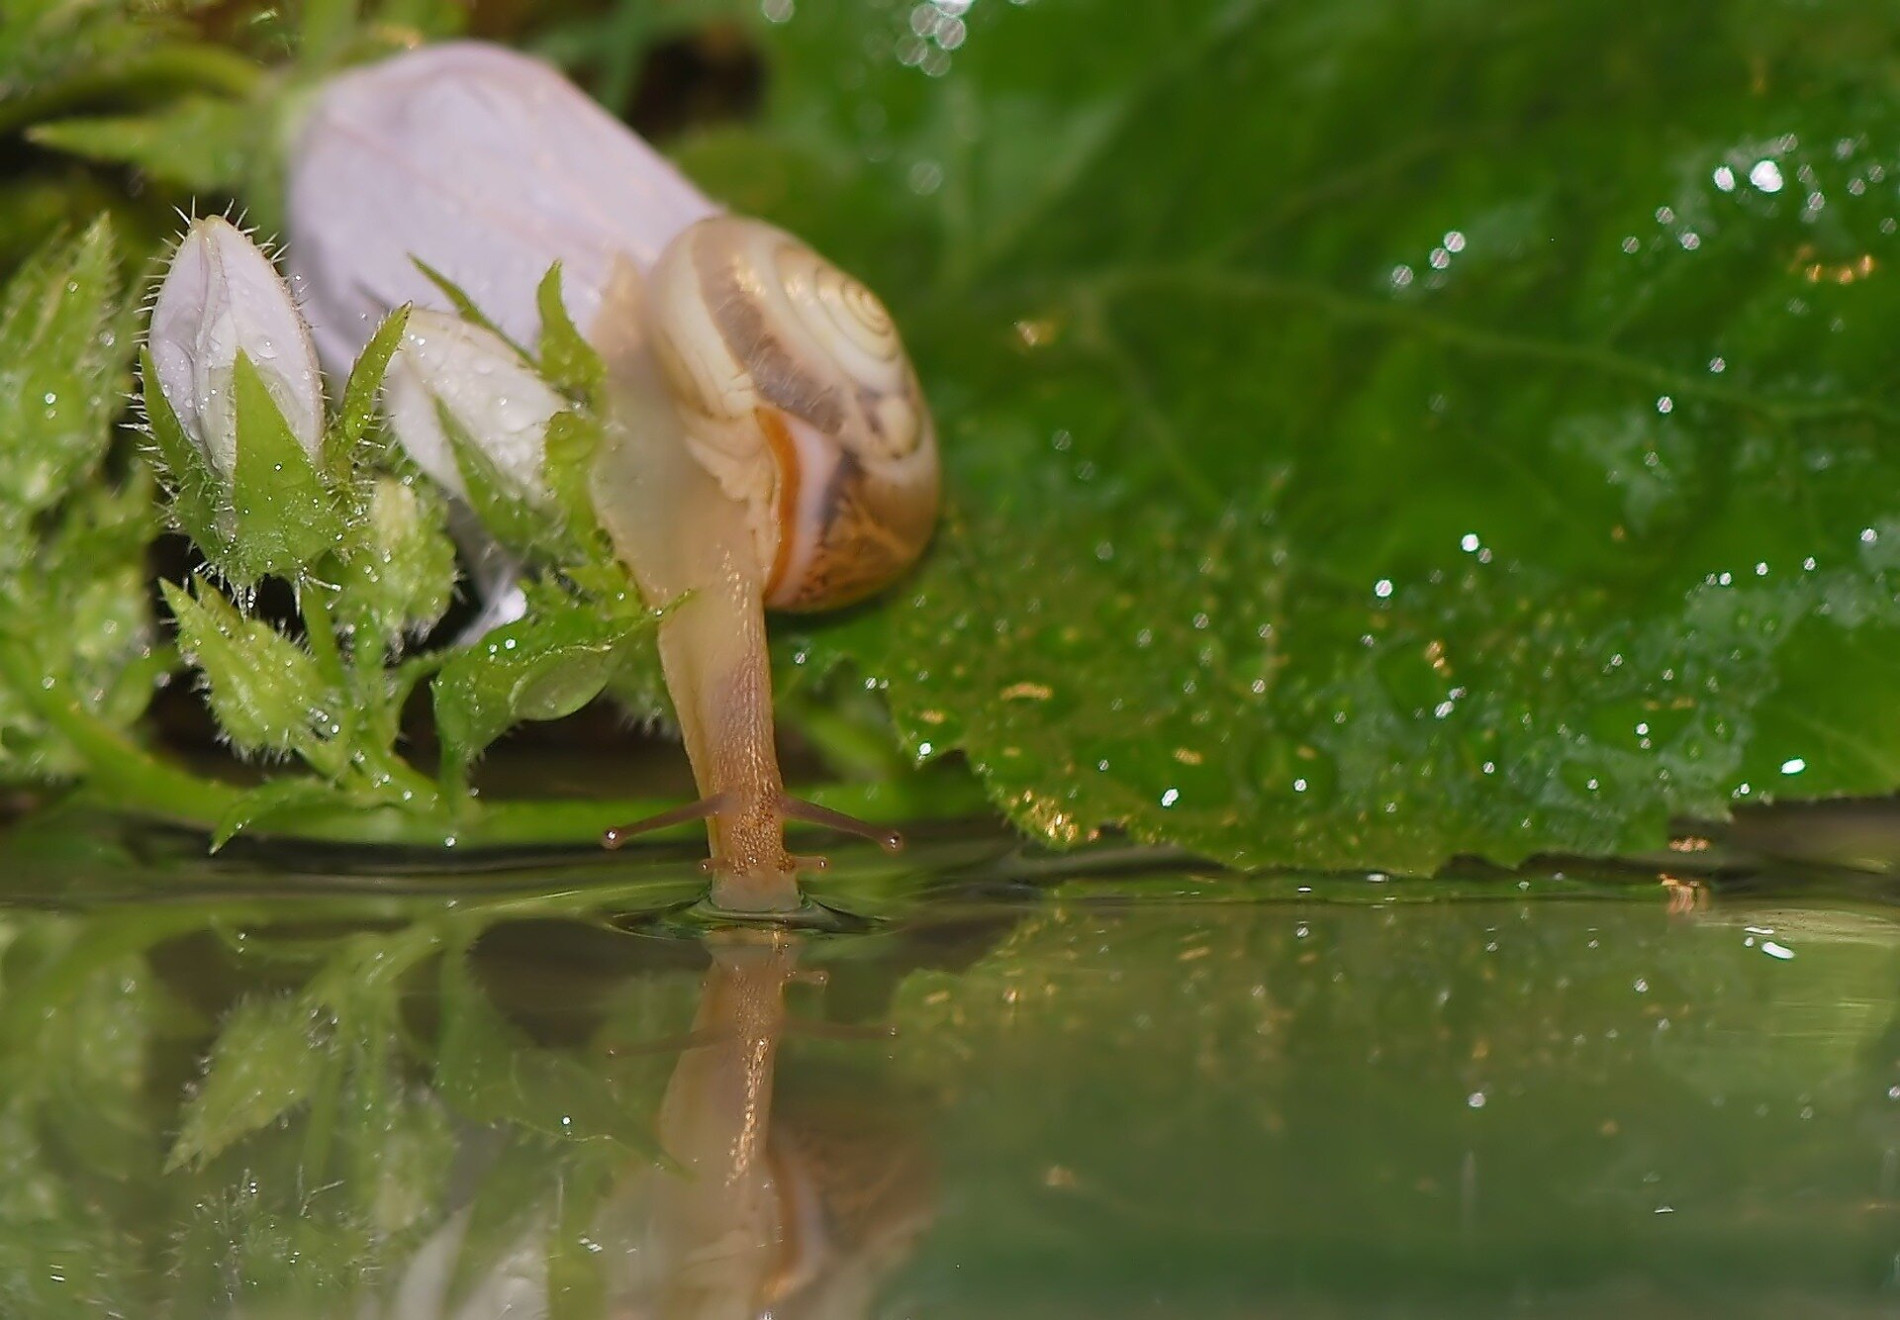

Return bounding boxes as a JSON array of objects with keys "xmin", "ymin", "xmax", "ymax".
[
  {"xmin": 286, "ymin": 41, "xmax": 719, "ymax": 379},
  {"xmin": 147, "ymin": 217, "xmax": 324, "ymax": 474}
]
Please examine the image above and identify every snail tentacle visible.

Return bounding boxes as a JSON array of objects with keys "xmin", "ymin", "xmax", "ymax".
[
  {"xmin": 601, "ymin": 792, "xmax": 734, "ymax": 850},
  {"xmin": 777, "ymin": 797, "xmax": 906, "ymax": 854}
]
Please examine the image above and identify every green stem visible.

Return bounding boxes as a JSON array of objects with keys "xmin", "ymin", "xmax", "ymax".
[
  {"xmin": 302, "ymin": 584, "xmax": 438, "ymax": 806},
  {"xmin": 390, "ymin": 650, "xmax": 449, "ymax": 715},
  {"xmin": 0, "ymin": 638, "xmax": 240, "ymax": 826},
  {"xmin": 299, "ymin": 585, "xmax": 350, "ymax": 696}
]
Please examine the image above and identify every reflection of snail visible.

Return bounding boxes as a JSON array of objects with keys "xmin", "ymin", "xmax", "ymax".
[
  {"xmin": 757, "ymin": 1059, "xmax": 938, "ymax": 1318},
  {"xmin": 289, "ymin": 44, "xmax": 939, "ymax": 911},
  {"xmin": 384, "ymin": 933, "xmax": 934, "ymax": 1320}
]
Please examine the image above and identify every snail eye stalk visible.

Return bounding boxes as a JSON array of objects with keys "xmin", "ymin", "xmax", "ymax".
[
  {"xmin": 601, "ymin": 792, "xmax": 734, "ymax": 850},
  {"xmin": 602, "ymin": 793, "xmax": 903, "ymax": 858}
]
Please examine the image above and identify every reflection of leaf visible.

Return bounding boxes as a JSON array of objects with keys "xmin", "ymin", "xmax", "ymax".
[
  {"xmin": 433, "ymin": 952, "xmax": 660, "ymax": 1154},
  {"xmin": 170, "ymin": 993, "xmax": 329, "ymax": 1170},
  {"xmin": 888, "ymin": 893, "xmax": 1900, "ymax": 1292},
  {"xmin": 653, "ymin": 0, "xmax": 1900, "ymax": 869},
  {"xmin": 0, "ymin": 919, "xmax": 163, "ymax": 1316}
]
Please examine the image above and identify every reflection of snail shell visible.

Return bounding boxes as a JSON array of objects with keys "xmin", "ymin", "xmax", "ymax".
[
  {"xmin": 646, "ymin": 215, "xmax": 941, "ymax": 612},
  {"xmin": 762, "ymin": 1074, "xmax": 938, "ymax": 1316}
]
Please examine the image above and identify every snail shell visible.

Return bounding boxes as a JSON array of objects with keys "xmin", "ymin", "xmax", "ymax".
[{"xmin": 646, "ymin": 215, "xmax": 940, "ymax": 612}]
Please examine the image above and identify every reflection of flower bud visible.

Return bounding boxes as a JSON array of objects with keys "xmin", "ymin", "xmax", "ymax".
[
  {"xmin": 384, "ymin": 309, "xmax": 564, "ymax": 506},
  {"xmin": 146, "ymin": 217, "xmax": 323, "ymax": 476},
  {"xmin": 286, "ymin": 40, "xmax": 716, "ymax": 375}
]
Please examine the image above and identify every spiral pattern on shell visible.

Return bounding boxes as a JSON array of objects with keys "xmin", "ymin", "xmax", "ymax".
[{"xmin": 646, "ymin": 215, "xmax": 940, "ymax": 612}]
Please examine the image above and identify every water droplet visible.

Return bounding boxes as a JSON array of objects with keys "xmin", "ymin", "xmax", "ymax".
[{"xmin": 908, "ymin": 159, "xmax": 944, "ymax": 195}]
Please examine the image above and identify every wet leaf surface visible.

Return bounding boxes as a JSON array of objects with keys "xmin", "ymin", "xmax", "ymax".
[{"xmin": 660, "ymin": 0, "xmax": 1900, "ymax": 869}]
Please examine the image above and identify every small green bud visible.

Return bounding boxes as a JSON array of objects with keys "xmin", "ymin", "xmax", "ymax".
[
  {"xmin": 161, "ymin": 577, "xmax": 343, "ymax": 773},
  {"xmin": 343, "ymin": 475, "xmax": 458, "ymax": 647}
]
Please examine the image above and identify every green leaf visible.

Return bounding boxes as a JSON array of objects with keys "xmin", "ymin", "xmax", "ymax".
[
  {"xmin": 542, "ymin": 408, "xmax": 605, "ymax": 546},
  {"xmin": 169, "ymin": 993, "xmax": 331, "ymax": 1170},
  {"xmin": 161, "ymin": 577, "xmax": 339, "ymax": 769},
  {"xmin": 27, "ymin": 96, "xmax": 259, "ymax": 195},
  {"xmin": 330, "ymin": 304, "xmax": 411, "ymax": 472},
  {"xmin": 436, "ymin": 397, "xmax": 562, "ymax": 553},
  {"xmin": 411, "ymin": 258, "xmax": 528, "ymax": 359},
  {"xmin": 534, "ymin": 263, "xmax": 605, "ymax": 405},
  {"xmin": 0, "ymin": 217, "xmax": 122, "ymax": 550},
  {"xmin": 138, "ymin": 343, "xmax": 228, "ymax": 556},
  {"xmin": 0, "ymin": 220, "xmax": 162, "ymax": 784},
  {"xmin": 430, "ymin": 587, "xmax": 657, "ymax": 781},
  {"xmin": 0, "ymin": 9, "xmax": 235, "ymax": 129},
  {"xmin": 228, "ymin": 352, "xmax": 343, "ymax": 583},
  {"xmin": 4, "ymin": 475, "xmax": 165, "ymax": 772},
  {"xmin": 210, "ymin": 777, "xmax": 353, "ymax": 850},
  {"xmin": 533, "ymin": 263, "xmax": 612, "ymax": 552},
  {"xmin": 655, "ymin": 0, "xmax": 1900, "ymax": 870},
  {"xmin": 427, "ymin": 262, "xmax": 604, "ymax": 555}
]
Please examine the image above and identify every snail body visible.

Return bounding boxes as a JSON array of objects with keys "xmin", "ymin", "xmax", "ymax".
[{"xmin": 289, "ymin": 43, "xmax": 938, "ymax": 910}]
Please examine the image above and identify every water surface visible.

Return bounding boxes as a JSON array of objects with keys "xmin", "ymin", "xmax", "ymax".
[{"xmin": 2, "ymin": 819, "xmax": 1897, "ymax": 1317}]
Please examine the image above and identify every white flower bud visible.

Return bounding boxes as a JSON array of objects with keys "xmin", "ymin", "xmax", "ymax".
[
  {"xmin": 384, "ymin": 309, "xmax": 565, "ymax": 505},
  {"xmin": 286, "ymin": 41, "xmax": 718, "ymax": 377},
  {"xmin": 146, "ymin": 216, "xmax": 324, "ymax": 476}
]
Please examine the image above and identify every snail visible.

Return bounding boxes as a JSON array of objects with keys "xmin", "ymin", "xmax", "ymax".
[{"xmin": 288, "ymin": 42, "xmax": 938, "ymax": 910}]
